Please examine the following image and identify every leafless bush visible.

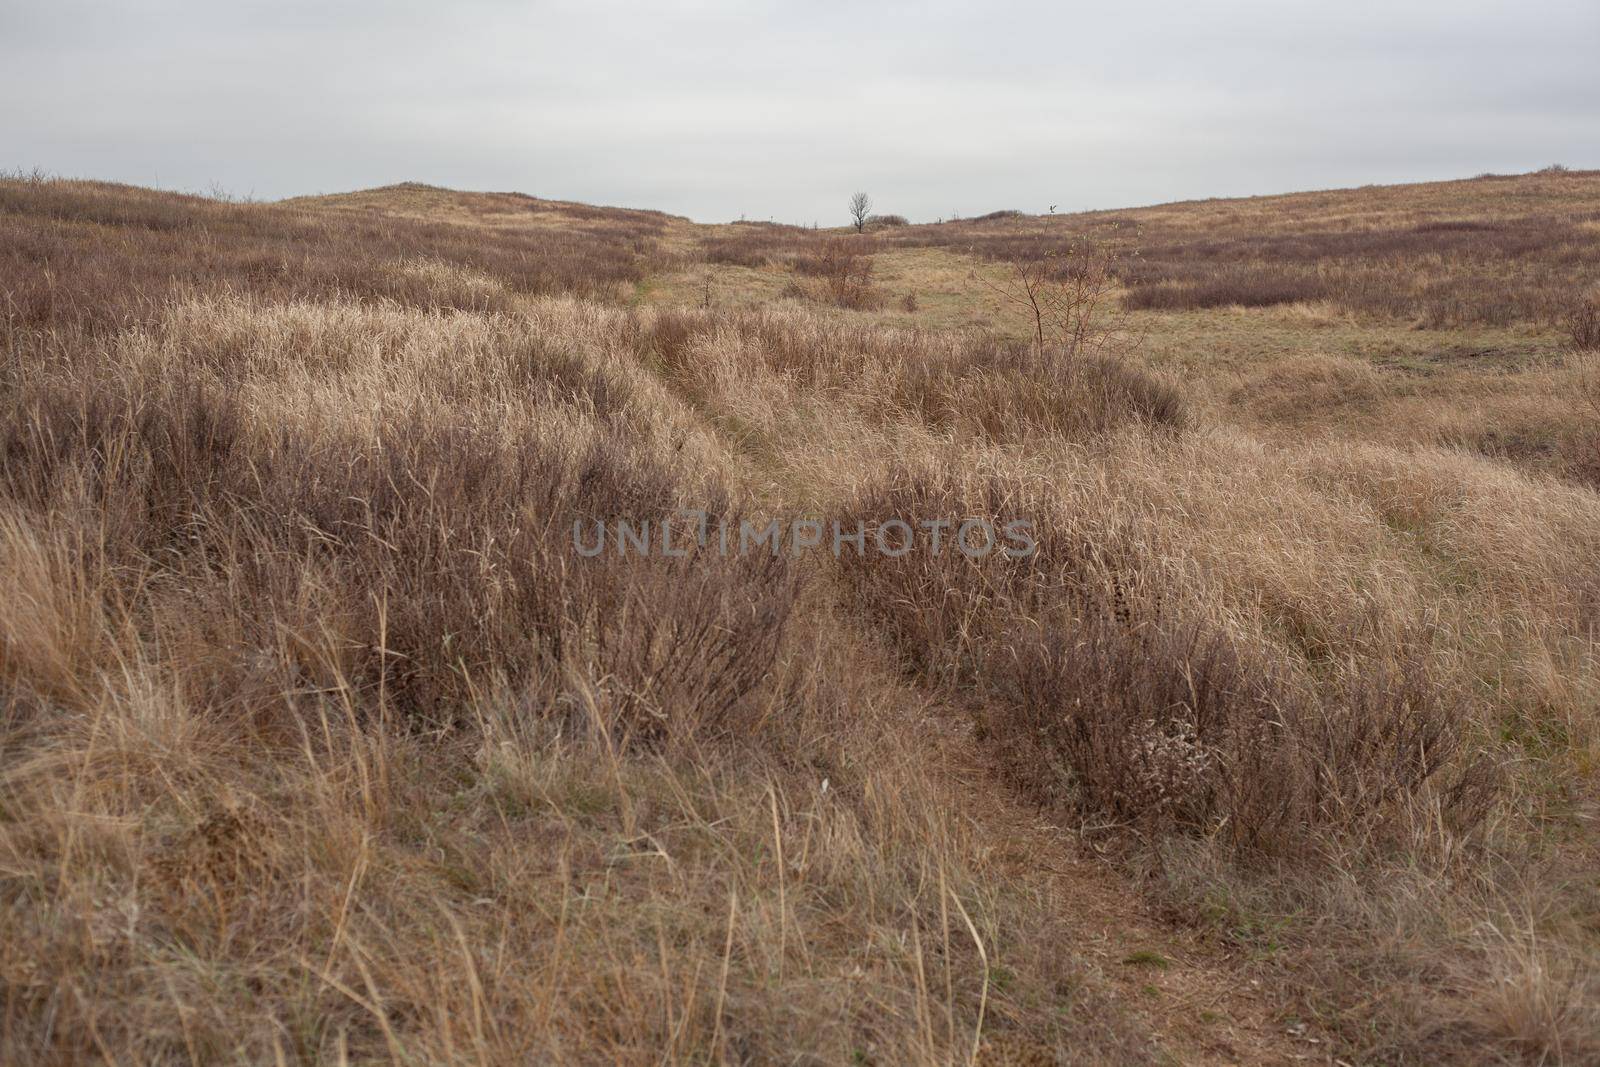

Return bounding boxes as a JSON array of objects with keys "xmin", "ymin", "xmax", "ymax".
[
  {"xmin": 795, "ymin": 237, "xmax": 882, "ymax": 310},
  {"xmin": 982, "ymin": 240, "xmax": 1139, "ymax": 364},
  {"xmin": 1568, "ymin": 296, "xmax": 1600, "ymax": 351}
]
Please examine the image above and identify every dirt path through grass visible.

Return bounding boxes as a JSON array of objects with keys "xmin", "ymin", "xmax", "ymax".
[
  {"xmin": 882, "ymin": 688, "xmax": 1312, "ymax": 1066},
  {"xmin": 631, "ymin": 297, "xmax": 1327, "ymax": 1063}
]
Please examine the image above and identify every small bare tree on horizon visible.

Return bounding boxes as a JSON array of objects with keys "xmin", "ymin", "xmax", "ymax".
[{"xmin": 849, "ymin": 192, "xmax": 872, "ymax": 233}]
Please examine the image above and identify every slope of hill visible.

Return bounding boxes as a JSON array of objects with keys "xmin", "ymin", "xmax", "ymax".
[
  {"xmin": 905, "ymin": 168, "xmax": 1600, "ymax": 325},
  {"xmin": 653, "ymin": 169, "xmax": 1600, "ymax": 487},
  {"xmin": 284, "ymin": 180, "xmax": 687, "ymax": 233},
  {"xmin": 2, "ymin": 170, "xmax": 1597, "ymax": 1064}
]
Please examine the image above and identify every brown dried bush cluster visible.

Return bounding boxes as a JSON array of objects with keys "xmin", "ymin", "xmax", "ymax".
[
  {"xmin": 832, "ymin": 473, "xmax": 1499, "ymax": 858},
  {"xmin": 0, "ymin": 304, "xmax": 792, "ymax": 745},
  {"xmin": 889, "ymin": 341, "xmax": 1187, "ymax": 443},
  {"xmin": 1570, "ymin": 294, "xmax": 1600, "ymax": 351},
  {"xmin": 793, "ymin": 236, "xmax": 883, "ymax": 309}
]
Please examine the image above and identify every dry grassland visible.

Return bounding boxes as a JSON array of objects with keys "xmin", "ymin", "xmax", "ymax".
[{"xmin": 2, "ymin": 170, "xmax": 1598, "ymax": 1064}]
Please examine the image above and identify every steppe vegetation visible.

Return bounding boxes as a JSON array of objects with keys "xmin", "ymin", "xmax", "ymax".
[{"xmin": 2, "ymin": 168, "xmax": 1599, "ymax": 1064}]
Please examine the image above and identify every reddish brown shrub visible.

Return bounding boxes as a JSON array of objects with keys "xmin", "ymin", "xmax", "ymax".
[
  {"xmin": 1121, "ymin": 267, "xmax": 1330, "ymax": 310},
  {"xmin": 1569, "ymin": 297, "xmax": 1600, "ymax": 351},
  {"xmin": 0, "ymin": 348, "xmax": 794, "ymax": 745},
  {"xmin": 890, "ymin": 340, "xmax": 1188, "ymax": 443},
  {"xmin": 833, "ymin": 473, "xmax": 1498, "ymax": 858},
  {"xmin": 794, "ymin": 238, "xmax": 882, "ymax": 310}
]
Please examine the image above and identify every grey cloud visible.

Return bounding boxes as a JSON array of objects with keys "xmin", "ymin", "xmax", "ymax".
[{"xmin": 3, "ymin": 0, "xmax": 1597, "ymax": 221}]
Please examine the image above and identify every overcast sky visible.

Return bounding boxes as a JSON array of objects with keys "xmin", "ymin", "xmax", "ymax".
[{"xmin": 4, "ymin": 0, "xmax": 1598, "ymax": 223}]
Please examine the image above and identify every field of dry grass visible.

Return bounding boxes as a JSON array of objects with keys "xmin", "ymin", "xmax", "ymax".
[{"xmin": 2, "ymin": 169, "xmax": 1598, "ymax": 1064}]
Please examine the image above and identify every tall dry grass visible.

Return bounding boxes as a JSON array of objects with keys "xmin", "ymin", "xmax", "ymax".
[
  {"xmin": 0, "ymin": 292, "xmax": 1170, "ymax": 1064},
  {"xmin": 3, "ymin": 174, "xmax": 1599, "ymax": 1064}
]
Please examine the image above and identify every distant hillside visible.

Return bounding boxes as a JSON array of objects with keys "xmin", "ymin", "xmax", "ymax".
[
  {"xmin": 880, "ymin": 168, "xmax": 1600, "ymax": 327},
  {"xmin": 282, "ymin": 181, "xmax": 686, "ymax": 233},
  {"xmin": 0, "ymin": 175, "xmax": 668, "ymax": 327},
  {"xmin": 11, "ymin": 168, "xmax": 1598, "ymax": 332}
]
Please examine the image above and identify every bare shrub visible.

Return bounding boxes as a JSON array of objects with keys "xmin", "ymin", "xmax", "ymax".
[
  {"xmin": 795, "ymin": 237, "xmax": 882, "ymax": 310},
  {"xmin": 1295, "ymin": 660, "xmax": 1501, "ymax": 841},
  {"xmin": 982, "ymin": 241, "xmax": 1134, "ymax": 361},
  {"xmin": 1568, "ymin": 295, "xmax": 1600, "ymax": 351},
  {"xmin": 999, "ymin": 610, "xmax": 1288, "ymax": 824}
]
